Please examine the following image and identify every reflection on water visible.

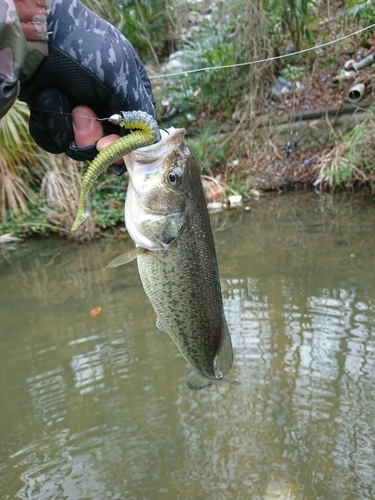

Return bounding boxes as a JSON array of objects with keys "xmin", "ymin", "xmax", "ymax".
[{"xmin": 1, "ymin": 191, "xmax": 375, "ymax": 499}]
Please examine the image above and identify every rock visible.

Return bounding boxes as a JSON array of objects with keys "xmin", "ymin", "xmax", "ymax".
[
  {"xmin": 271, "ymin": 76, "xmax": 294, "ymax": 100},
  {"xmin": 207, "ymin": 201, "xmax": 223, "ymax": 213},
  {"xmin": 228, "ymin": 195, "xmax": 243, "ymax": 207}
]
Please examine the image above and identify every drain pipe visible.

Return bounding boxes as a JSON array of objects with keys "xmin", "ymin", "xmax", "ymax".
[
  {"xmin": 347, "ymin": 83, "xmax": 365, "ymax": 103},
  {"xmin": 344, "ymin": 54, "xmax": 374, "ymax": 72}
]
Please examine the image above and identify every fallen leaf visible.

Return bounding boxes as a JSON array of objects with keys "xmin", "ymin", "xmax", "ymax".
[{"xmin": 90, "ymin": 307, "xmax": 102, "ymax": 318}]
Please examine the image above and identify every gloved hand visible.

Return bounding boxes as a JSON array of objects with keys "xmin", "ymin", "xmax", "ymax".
[{"xmin": 18, "ymin": 0, "xmax": 157, "ymax": 163}]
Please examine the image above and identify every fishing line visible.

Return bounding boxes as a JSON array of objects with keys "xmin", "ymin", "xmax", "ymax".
[
  {"xmin": 26, "ymin": 22, "xmax": 375, "ymax": 119},
  {"xmin": 26, "ymin": 106, "xmax": 103, "ymax": 121},
  {"xmin": 149, "ymin": 22, "xmax": 375, "ymax": 79}
]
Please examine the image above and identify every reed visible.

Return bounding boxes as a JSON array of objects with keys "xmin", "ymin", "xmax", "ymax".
[{"xmin": 40, "ymin": 153, "xmax": 99, "ymax": 241}]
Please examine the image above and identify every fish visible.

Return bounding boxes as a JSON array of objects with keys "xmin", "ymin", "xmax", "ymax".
[
  {"xmin": 71, "ymin": 110, "xmax": 158, "ymax": 231},
  {"xmin": 107, "ymin": 127, "xmax": 239, "ymax": 390}
]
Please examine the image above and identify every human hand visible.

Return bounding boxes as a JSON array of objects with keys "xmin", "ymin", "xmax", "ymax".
[
  {"xmin": 19, "ymin": 0, "xmax": 156, "ymax": 163},
  {"xmin": 72, "ymin": 105, "xmax": 124, "ymax": 171}
]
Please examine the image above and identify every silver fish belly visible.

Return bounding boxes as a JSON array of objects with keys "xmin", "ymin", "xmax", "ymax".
[{"xmin": 107, "ymin": 128, "xmax": 239, "ymax": 390}]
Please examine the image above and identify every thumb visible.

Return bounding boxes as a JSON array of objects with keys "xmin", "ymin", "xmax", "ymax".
[{"xmin": 72, "ymin": 106, "xmax": 103, "ymax": 147}]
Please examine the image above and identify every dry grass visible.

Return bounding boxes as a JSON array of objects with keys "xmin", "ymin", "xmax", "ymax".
[
  {"xmin": 0, "ymin": 100, "xmax": 107, "ymax": 239},
  {"xmin": 40, "ymin": 153, "xmax": 99, "ymax": 241},
  {"xmin": 0, "ymin": 101, "xmax": 37, "ymax": 172},
  {"xmin": 315, "ymin": 108, "xmax": 375, "ymax": 190},
  {"xmin": 222, "ymin": 2, "xmax": 275, "ymax": 163},
  {"xmin": 0, "ymin": 168, "xmax": 37, "ymax": 223}
]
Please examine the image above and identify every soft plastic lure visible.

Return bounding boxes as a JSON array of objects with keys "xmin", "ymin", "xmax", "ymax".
[{"xmin": 71, "ymin": 110, "xmax": 159, "ymax": 231}]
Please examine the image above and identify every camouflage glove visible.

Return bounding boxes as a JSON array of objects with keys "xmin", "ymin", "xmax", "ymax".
[
  {"xmin": 0, "ymin": 0, "xmax": 49, "ymax": 119},
  {"xmin": 19, "ymin": 0, "xmax": 157, "ymax": 162}
]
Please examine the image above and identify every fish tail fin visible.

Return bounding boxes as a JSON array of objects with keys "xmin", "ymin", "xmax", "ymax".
[
  {"xmin": 213, "ymin": 319, "xmax": 241, "ymax": 386},
  {"xmin": 186, "ymin": 368, "xmax": 215, "ymax": 390},
  {"xmin": 223, "ymin": 377, "xmax": 241, "ymax": 386}
]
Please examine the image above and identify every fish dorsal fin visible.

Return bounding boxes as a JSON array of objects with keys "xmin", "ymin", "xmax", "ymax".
[
  {"xmin": 105, "ymin": 247, "xmax": 146, "ymax": 269},
  {"xmin": 186, "ymin": 367, "xmax": 215, "ymax": 390}
]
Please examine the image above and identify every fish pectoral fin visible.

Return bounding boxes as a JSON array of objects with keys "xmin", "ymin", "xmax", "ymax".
[
  {"xmin": 105, "ymin": 247, "xmax": 146, "ymax": 269},
  {"xmin": 186, "ymin": 368, "xmax": 215, "ymax": 390},
  {"xmin": 156, "ymin": 317, "xmax": 167, "ymax": 333}
]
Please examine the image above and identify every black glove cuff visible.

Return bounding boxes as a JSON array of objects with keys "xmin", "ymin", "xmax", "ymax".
[
  {"xmin": 111, "ymin": 164, "xmax": 127, "ymax": 176},
  {"xmin": 67, "ymin": 141, "xmax": 100, "ymax": 162}
]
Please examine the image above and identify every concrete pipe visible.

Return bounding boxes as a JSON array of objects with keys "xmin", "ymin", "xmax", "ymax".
[{"xmin": 347, "ymin": 83, "xmax": 365, "ymax": 103}]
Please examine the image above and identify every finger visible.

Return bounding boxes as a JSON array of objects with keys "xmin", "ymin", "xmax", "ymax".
[
  {"xmin": 97, "ymin": 134, "xmax": 124, "ymax": 165},
  {"xmin": 72, "ymin": 106, "xmax": 103, "ymax": 148}
]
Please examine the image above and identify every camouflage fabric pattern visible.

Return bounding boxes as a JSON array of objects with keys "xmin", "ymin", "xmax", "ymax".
[
  {"xmin": 47, "ymin": 0, "xmax": 156, "ymax": 117},
  {"xmin": 0, "ymin": 0, "xmax": 50, "ymax": 117},
  {"xmin": 14, "ymin": 0, "xmax": 52, "ymax": 52}
]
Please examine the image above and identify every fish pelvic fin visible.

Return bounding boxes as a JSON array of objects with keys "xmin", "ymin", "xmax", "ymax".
[
  {"xmin": 186, "ymin": 367, "xmax": 216, "ymax": 390},
  {"xmin": 105, "ymin": 247, "xmax": 146, "ymax": 269},
  {"xmin": 213, "ymin": 318, "xmax": 241, "ymax": 387}
]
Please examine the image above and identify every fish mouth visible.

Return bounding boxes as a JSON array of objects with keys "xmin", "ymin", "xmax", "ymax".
[
  {"xmin": 124, "ymin": 126, "xmax": 188, "ymax": 251},
  {"xmin": 124, "ymin": 127, "xmax": 186, "ymax": 165}
]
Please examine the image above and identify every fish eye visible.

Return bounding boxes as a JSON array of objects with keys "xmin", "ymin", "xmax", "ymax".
[{"xmin": 166, "ymin": 168, "xmax": 183, "ymax": 187}]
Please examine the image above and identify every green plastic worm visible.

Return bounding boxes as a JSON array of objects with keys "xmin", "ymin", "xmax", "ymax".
[{"xmin": 71, "ymin": 110, "xmax": 158, "ymax": 231}]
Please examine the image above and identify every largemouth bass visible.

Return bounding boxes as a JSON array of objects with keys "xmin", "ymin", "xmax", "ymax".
[{"xmin": 107, "ymin": 128, "xmax": 239, "ymax": 390}]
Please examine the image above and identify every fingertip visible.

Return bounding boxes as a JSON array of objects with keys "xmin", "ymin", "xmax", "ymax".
[
  {"xmin": 96, "ymin": 134, "xmax": 121, "ymax": 150},
  {"xmin": 97, "ymin": 134, "xmax": 124, "ymax": 165}
]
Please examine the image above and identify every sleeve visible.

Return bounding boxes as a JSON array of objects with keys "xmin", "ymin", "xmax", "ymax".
[{"xmin": 0, "ymin": 0, "xmax": 49, "ymax": 118}]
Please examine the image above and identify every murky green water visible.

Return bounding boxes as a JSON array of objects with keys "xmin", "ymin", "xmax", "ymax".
[{"xmin": 1, "ymin": 191, "xmax": 375, "ymax": 500}]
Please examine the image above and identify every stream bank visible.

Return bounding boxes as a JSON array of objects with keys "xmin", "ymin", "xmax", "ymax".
[{"xmin": 222, "ymin": 100, "xmax": 375, "ymax": 192}]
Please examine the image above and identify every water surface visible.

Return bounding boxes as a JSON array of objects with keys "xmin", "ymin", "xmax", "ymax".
[{"xmin": 1, "ymin": 191, "xmax": 375, "ymax": 499}]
